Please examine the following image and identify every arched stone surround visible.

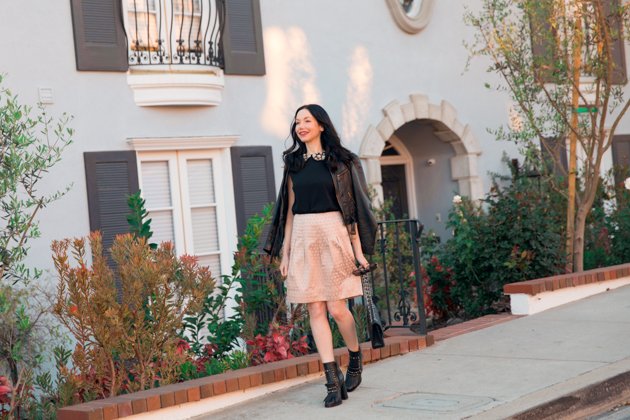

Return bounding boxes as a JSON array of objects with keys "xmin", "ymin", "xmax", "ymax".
[{"xmin": 358, "ymin": 94, "xmax": 484, "ymax": 204}]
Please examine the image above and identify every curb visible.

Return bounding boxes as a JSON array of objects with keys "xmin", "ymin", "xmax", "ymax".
[
  {"xmin": 57, "ymin": 335, "xmax": 434, "ymax": 420},
  {"xmin": 508, "ymin": 370, "xmax": 630, "ymax": 420}
]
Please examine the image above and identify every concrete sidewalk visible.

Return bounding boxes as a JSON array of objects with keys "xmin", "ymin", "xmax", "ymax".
[{"xmin": 198, "ymin": 285, "xmax": 630, "ymax": 420}]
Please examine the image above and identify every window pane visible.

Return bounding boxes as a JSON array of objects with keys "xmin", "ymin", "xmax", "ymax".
[
  {"xmin": 127, "ymin": 3, "xmax": 159, "ymax": 51},
  {"xmin": 197, "ymin": 253, "xmax": 223, "ymax": 319},
  {"xmin": 187, "ymin": 160, "xmax": 215, "ymax": 205},
  {"xmin": 127, "ymin": 0, "xmax": 157, "ymax": 11},
  {"xmin": 149, "ymin": 210, "xmax": 174, "ymax": 245},
  {"xmin": 172, "ymin": 0, "xmax": 202, "ymax": 52},
  {"xmin": 173, "ymin": 0, "xmax": 200, "ymax": 13},
  {"xmin": 191, "ymin": 207, "xmax": 219, "ymax": 253},
  {"xmin": 141, "ymin": 161, "xmax": 172, "ymax": 208}
]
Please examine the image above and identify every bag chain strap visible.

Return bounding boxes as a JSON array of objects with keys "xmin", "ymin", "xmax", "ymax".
[{"xmin": 361, "ymin": 273, "xmax": 376, "ymax": 321}]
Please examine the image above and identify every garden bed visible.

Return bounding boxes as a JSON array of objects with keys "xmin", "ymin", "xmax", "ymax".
[{"xmin": 57, "ymin": 335, "xmax": 433, "ymax": 420}]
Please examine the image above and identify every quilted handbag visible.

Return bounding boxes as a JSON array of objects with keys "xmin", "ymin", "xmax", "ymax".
[{"xmin": 355, "ymin": 264, "xmax": 385, "ymax": 349}]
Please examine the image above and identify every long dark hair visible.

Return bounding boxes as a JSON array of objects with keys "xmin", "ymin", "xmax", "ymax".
[{"xmin": 283, "ymin": 104, "xmax": 355, "ymax": 173}]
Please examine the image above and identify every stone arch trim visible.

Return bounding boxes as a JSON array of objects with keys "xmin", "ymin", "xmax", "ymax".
[{"xmin": 358, "ymin": 94, "xmax": 484, "ymax": 204}]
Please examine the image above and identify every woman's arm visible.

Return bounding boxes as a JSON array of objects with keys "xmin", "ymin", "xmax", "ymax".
[
  {"xmin": 279, "ymin": 174, "xmax": 296, "ymax": 276},
  {"xmin": 347, "ymin": 222, "xmax": 369, "ymax": 269}
]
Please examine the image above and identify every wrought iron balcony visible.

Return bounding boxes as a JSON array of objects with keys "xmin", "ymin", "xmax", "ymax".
[{"xmin": 124, "ymin": 0, "xmax": 225, "ymax": 68}]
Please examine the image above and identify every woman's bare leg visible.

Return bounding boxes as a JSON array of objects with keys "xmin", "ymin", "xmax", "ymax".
[
  {"xmin": 327, "ymin": 299, "xmax": 360, "ymax": 352},
  {"xmin": 307, "ymin": 301, "xmax": 334, "ymax": 363}
]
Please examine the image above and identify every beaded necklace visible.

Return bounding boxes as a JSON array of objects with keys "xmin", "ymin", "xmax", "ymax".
[{"xmin": 303, "ymin": 151, "xmax": 326, "ymax": 161}]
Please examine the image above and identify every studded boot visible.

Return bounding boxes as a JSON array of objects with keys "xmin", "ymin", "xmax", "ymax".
[
  {"xmin": 323, "ymin": 361, "xmax": 348, "ymax": 407},
  {"xmin": 345, "ymin": 348, "xmax": 363, "ymax": 392}
]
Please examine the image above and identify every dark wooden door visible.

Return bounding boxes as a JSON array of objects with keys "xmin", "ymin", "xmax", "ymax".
[{"xmin": 381, "ymin": 164, "xmax": 409, "ymax": 220}]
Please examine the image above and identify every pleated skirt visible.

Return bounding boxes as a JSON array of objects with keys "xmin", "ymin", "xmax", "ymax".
[{"xmin": 286, "ymin": 211, "xmax": 363, "ymax": 304}]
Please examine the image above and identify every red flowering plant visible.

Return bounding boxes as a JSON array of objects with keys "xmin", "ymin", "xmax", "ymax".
[
  {"xmin": 409, "ymin": 257, "xmax": 457, "ymax": 323},
  {"xmin": 0, "ymin": 374, "xmax": 35, "ymax": 419},
  {"xmin": 247, "ymin": 325, "xmax": 309, "ymax": 366},
  {"xmin": 0, "ymin": 375, "xmax": 14, "ymax": 417}
]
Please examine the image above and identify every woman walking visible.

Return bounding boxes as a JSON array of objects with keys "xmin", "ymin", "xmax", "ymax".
[{"xmin": 264, "ymin": 104, "xmax": 378, "ymax": 407}]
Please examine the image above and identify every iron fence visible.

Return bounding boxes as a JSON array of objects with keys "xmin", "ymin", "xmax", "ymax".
[
  {"xmin": 125, "ymin": 0, "xmax": 225, "ymax": 67},
  {"xmin": 363, "ymin": 219, "xmax": 428, "ymax": 335}
]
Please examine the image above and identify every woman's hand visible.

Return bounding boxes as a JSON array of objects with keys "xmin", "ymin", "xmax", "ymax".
[
  {"xmin": 280, "ymin": 255, "xmax": 290, "ymax": 277},
  {"xmin": 356, "ymin": 254, "xmax": 369, "ymax": 270}
]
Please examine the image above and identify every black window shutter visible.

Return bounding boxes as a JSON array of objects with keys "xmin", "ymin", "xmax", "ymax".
[
  {"xmin": 84, "ymin": 151, "xmax": 139, "ymax": 272},
  {"xmin": 221, "ymin": 0, "xmax": 266, "ymax": 75},
  {"xmin": 540, "ymin": 137, "xmax": 568, "ymax": 177},
  {"xmin": 612, "ymin": 135, "xmax": 630, "ymax": 184},
  {"xmin": 603, "ymin": 0, "xmax": 628, "ymax": 85},
  {"xmin": 529, "ymin": 0, "xmax": 556, "ymax": 83},
  {"xmin": 231, "ymin": 146, "xmax": 276, "ymax": 248},
  {"xmin": 70, "ymin": 0, "xmax": 128, "ymax": 71}
]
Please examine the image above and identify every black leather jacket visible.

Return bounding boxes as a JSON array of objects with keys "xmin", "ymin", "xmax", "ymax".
[{"xmin": 263, "ymin": 153, "xmax": 378, "ymax": 258}]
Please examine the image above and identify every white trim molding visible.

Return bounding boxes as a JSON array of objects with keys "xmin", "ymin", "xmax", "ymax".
[
  {"xmin": 358, "ymin": 94, "xmax": 484, "ymax": 204},
  {"xmin": 128, "ymin": 135, "xmax": 239, "ymax": 151},
  {"xmin": 385, "ymin": 0, "xmax": 435, "ymax": 34},
  {"xmin": 127, "ymin": 70, "xmax": 225, "ymax": 107},
  {"xmin": 379, "ymin": 134, "xmax": 418, "ymax": 218}
]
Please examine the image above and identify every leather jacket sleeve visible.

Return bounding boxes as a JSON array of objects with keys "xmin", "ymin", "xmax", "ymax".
[
  {"xmin": 263, "ymin": 166, "xmax": 288, "ymax": 258},
  {"xmin": 350, "ymin": 155, "xmax": 378, "ymax": 255}
]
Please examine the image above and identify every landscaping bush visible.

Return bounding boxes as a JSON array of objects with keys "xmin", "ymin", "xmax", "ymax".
[
  {"xmin": 583, "ymin": 166, "xmax": 630, "ymax": 270},
  {"xmin": 0, "ymin": 76, "xmax": 74, "ymax": 419},
  {"xmin": 246, "ymin": 325, "xmax": 309, "ymax": 366},
  {"xmin": 420, "ymin": 256, "xmax": 456, "ymax": 321},
  {"xmin": 368, "ymin": 161, "xmax": 569, "ymax": 322},
  {"xmin": 51, "ymin": 232, "xmax": 215, "ymax": 397},
  {"xmin": 441, "ymin": 183, "xmax": 568, "ymax": 318}
]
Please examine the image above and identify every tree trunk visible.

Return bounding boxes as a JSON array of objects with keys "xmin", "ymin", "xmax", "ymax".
[
  {"xmin": 8, "ymin": 356, "xmax": 18, "ymax": 386},
  {"xmin": 573, "ymin": 200, "xmax": 591, "ymax": 272}
]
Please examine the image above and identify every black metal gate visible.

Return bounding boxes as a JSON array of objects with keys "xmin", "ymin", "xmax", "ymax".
[{"xmin": 363, "ymin": 219, "xmax": 427, "ymax": 335}]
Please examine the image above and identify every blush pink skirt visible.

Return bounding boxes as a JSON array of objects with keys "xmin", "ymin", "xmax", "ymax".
[{"xmin": 286, "ymin": 211, "xmax": 363, "ymax": 304}]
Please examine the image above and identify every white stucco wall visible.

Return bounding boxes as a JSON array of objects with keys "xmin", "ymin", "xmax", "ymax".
[{"xmin": 1, "ymin": 0, "xmax": 629, "ymax": 277}]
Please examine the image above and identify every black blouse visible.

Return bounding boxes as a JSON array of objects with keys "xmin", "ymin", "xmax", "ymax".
[{"xmin": 290, "ymin": 158, "xmax": 342, "ymax": 215}]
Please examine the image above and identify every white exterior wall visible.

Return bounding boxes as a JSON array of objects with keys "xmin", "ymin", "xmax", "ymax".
[{"xmin": 1, "ymin": 0, "xmax": 630, "ymax": 276}]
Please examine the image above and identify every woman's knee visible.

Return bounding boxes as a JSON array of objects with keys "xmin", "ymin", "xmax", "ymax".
[
  {"xmin": 326, "ymin": 301, "xmax": 350, "ymax": 321},
  {"xmin": 307, "ymin": 302, "xmax": 328, "ymax": 320}
]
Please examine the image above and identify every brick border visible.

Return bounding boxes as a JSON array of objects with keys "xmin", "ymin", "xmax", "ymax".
[
  {"xmin": 57, "ymin": 335, "xmax": 433, "ymax": 420},
  {"xmin": 503, "ymin": 263, "xmax": 630, "ymax": 295}
]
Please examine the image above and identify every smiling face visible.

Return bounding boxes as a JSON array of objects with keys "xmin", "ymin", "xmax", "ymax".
[{"xmin": 295, "ymin": 108, "xmax": 324, "ymax": 145}]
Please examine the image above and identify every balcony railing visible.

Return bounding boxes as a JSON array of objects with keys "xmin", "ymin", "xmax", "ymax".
[{"xmin": 125, "ymin": 0, "xmax": 225, "ymax": 68}]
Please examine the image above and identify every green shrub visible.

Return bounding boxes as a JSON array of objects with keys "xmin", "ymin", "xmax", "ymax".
[
  {"xmin": 584, "ymin": 166, "xmax": 630, "ymax": 269},
  {"xmin": 438, "ymin": 176, "xmax": 568, "ymax": 318}
]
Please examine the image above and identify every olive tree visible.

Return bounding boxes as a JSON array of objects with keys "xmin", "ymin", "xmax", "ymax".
[
  {"xmin": 0, "ymin": 75, "xmax": 74, "ymax": 418},
  {"xmin": 464, "ymin": 0, "xmax": 630, "ymax": 272}
]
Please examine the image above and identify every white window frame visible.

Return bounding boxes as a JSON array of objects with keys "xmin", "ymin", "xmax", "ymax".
[
  {"xmin": 137, "ymin": 151, "xmax": 186, "ymax": 252},
  {"xmin": 177, "ymin": 149, "xmax": 232, "ymax": 279},
  {"xmin": 137, "ymin": 149, "xmax": 236, "ymax": 280},
  {"xmin": 131, "ymin": 136, "xmax": 239, "ymax": 318}
]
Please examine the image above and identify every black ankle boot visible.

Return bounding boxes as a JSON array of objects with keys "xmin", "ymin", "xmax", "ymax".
[
  {"xmin": 345, "ymin": 348, "xmax": 363, "ymax": 392},
  {"xmin": 323, "ymin": 361, "xmax": 348, "ymax": 407}
]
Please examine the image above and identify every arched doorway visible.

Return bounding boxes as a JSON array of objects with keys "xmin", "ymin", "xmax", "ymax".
[
  {"xmin": 359, "ymin": 94, "xmax": 484, "ymax": 239},
  {"xmin": 379, "ymin": 136, "xmax": 416, "ymax": 220}
]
